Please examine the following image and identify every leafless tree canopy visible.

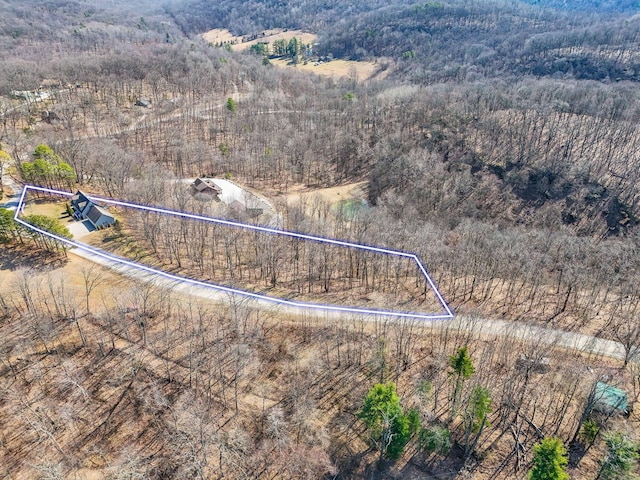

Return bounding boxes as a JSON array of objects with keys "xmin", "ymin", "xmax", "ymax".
[{"xmin": 2, "ymin": 0, "xmax": 640, "ymax": 478}]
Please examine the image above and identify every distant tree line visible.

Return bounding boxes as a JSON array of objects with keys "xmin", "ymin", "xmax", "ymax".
[{"xmin": 316, "ymin": 1, "xmax": 640, "ymax": 83}]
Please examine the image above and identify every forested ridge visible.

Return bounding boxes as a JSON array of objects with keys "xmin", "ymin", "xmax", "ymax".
[
  {"xmin": 2, "ymin": 0, "xmax": 640, "ymax": 478},
  {"xmin": 320, "ymin": 3, "xmax": 640, "ymax": 82},
  {"xmin": 522, "ymin": 0, "xmax": 640, "ymax": 11},
  {"xmin": 168, "ymin": 0, "xmax": 640, "ymax": 82}
]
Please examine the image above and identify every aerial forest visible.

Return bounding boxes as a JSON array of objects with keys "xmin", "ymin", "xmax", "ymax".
[{"xmin": 1, "ymin": 0, "xmax": 640, "ymax": 478}]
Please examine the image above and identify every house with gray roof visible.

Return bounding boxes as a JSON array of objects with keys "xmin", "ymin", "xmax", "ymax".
[
  {"xmin": 86, "ymin": 204, "xmax": 115, "ymax": 228},
  {"xmin": 71, "ymin": 190, "xmax": 93, "ymax": 218},
  {"xmin": 71, "ymin": 190, "xmax": 115, "ymax": 228}
]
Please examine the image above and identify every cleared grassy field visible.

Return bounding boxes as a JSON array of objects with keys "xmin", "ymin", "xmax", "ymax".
[
  {"xmin": 202, "ymin": 28, "xmax": 317, "ymax": 51},
  {"xmin": 22, "ymin": 200, "xmax": 68, "ymax": 220},
  {"xmin": 201, "ymin": 27, "xmax": 237, "ymax": 44},
  {"xmin": 201, "ymin": 28, "xmax": 390, "ymax": 81},
  {"xmin": 270, "ymin": 58, "xmax": 387, "ymax": 81}
]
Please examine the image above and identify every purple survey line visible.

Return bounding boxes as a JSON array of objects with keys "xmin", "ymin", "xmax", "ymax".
[{"xmin": 16, "ymin": 185, "xmax": 454, "ymax": 320}]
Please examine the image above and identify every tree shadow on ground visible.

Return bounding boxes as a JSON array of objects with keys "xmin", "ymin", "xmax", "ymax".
[
  {"xmin": 0, "ymin": 244, "xmax": 69, "ymax": 272},
  {"xmin": 568, "ymin": 441, "xmax": 587, "ymax": 468},
  {"xmin": 402, "ymin": 445, "xmax": 466, "ymax": 480}
]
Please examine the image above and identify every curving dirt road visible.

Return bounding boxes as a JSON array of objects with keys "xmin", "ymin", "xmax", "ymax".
[
  {"xmin": 68, "ymin": 244, "xmax": 628, "ymax": 362},
  {"xmin": 4, "ymin": 170, "xmax": 631, "ymax": 363},
  {"xmin": 0, "ymin": 172, "xmax": 21, "ymax": 210}
]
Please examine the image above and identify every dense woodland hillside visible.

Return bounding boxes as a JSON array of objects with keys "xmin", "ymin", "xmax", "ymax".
[
  {"xmin": 319, "ymin": 4, "xmax": 640, "ymax": 82},
  {"xmin": 522, "ymin": 0, "xmax": 640, "ymax": 11},
  {"xmin": 2, "ymin": 0, "xmax": 640, "ymax": 478}
]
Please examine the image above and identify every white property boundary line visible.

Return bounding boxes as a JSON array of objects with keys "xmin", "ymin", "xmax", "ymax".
[{"xmin": 15, "ymin": 185, "xmax": 454, "ymax": 320}]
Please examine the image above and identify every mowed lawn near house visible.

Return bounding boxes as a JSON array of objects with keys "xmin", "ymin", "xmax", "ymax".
[
  {"xmin": 22, "ymin": 199, "xmax": 105, "ymax": 240},
  {"xmin": 22, "ymin": 200, "xmax": 68, "ymax": 220}
]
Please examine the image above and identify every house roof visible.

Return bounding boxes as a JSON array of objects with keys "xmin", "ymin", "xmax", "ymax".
[
  {"xmin": 229, "ymin": 199, "xmax": 245, "ymax": 211},
  {"xmin": 86, "ymin": 204, "xmax": 114, "ymax": 225},
  {"xmin": 71, "ymin": 190, "xmax": 92, "ymax": 213},
  {"xmin": 72, "ymin": 190, "xmax": 91, "ymax": 204},
  {"xmin": 192, "ymin": 177, "xmax": 222, "ymax": 194}
]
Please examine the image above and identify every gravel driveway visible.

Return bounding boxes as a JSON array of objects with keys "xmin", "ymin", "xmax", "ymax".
[{"xmin": 67, "ymin": 219, "xmax": 95, "ymax": 239}]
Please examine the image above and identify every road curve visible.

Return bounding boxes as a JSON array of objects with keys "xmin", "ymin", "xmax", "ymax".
[
  {"xmin": 68, "ymin": 246, "xmax": 628, "ymax": 362},
  {"xmin": 0, "ymin": 173, "xmax": 21, "ymax": 210},
  {"xmin": 5, "ymin": 171, "xmax": 629, "ymax": 361}
]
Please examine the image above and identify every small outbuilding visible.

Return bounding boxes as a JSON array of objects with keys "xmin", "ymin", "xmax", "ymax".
[
  {"xmin": 41, "ymin": 111, "xmax": 61, "ymax": 123},
  {"xmin": 135, "ymin": 98, "xmax": 152, "ymax": 108},
  {"xmin": 593, "ymin": 381, "xmax": 628, "ymax": 415}
]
